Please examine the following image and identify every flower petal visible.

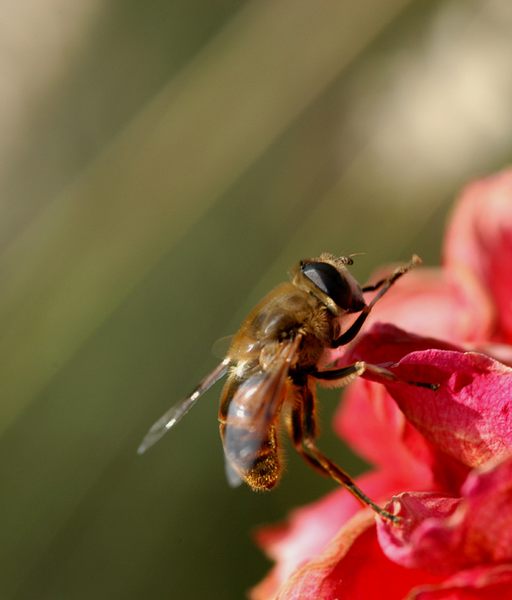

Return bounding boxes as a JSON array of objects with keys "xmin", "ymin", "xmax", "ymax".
[
  {"xmin": 334, "ymin": 377, "xmax": 434, "ymax": 483},
  {"xmin": 362, "ymin": 267, "xmax": 494, "ymax": 344},
  {"xmin": 459, "ymin": 454, "xmax": 512, "ymax": 563},
  {"xmin": 378, "ymin": 492, "xmax": 465, "ymax": 574},
  {"xmin": 335, "ymin": 324, "xmax": 471, "ymax": 489},
  {"xmin": 276, "ymin": 511, "xmax": 442, "ymax": 600},
  {"xmin": 408, "ymin": 565, "xmax": 512, "ymax": 599},
  {"xmin": 378, "ymin": 455, "xmax": 512, "ymax": 574},
  {"xmin": 251, "ymin": 469, "xmax": 430, "ymax": 600},
  {"xmin": 444, "ymin": 169, "xmax": 512, "ymax": 343},
  {"xmin": 386, "ymin": 350, "xmax": 512, "ymax": 467},
  {"xmin": 340, "ymin": 322, "xmax": 460, "ymax": 366},
  {"xmin": 345, "ymin": 327, "xmax": 512, "ymax": 466}
]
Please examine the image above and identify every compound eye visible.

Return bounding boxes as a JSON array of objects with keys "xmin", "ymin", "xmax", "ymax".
[{"xmin": 301, "ymin": 261, "xmax": 364, "ymax": 311}]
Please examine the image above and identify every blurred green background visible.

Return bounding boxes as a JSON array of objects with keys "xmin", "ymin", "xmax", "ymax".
[{"xmin": 1, "ymin": 0, "xmax": 512, "ymax": 598}]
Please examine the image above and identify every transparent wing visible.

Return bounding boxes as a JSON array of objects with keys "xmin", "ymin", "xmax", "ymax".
[
  {"xmin": 137, "ymin": 358, "xmax": 230, "ymax": 455},
  {"xmin": 224, "ymin": 458, "xmax": 244, "ymax": 488},
  {"xmin": 212, "ymin": 334, "xmax": 261, "ymax": 358},
  {"xmin": 211, "ymin": 335, "xmax": 233, "ymax": 358},
  {"xmin": 223, "ymin": 337, "xmax": 301, "ymax": 480}
]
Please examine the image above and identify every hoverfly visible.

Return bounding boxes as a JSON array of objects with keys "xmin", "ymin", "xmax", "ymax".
[{"xmin": 138, "ymin": 253, "xmax": 436, "ymax": 522}]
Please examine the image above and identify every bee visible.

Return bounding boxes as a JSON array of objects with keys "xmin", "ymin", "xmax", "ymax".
[{"xmin": 138, "ymin": 253, "xmax": 435, "ymax": 522}]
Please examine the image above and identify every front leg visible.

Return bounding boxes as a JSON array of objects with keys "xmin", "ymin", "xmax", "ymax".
[{"xmin": 331, "ymin": 255, "xmax": 421, "ymax": 348}]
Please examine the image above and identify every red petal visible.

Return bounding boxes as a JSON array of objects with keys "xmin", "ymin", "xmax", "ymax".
[
  {"xmin": 460, "ymin": 454, "xmax": 512, "ymax": 563},
  {"xmin": 335, "ymin": 324, "xmax": 471, "ymax": 489},
  {"xmin": 472, "ymin": 342, "xmax": 512, "ymax": 367},
  {"xmin": 378, "ymin": 455, "xmax": 512, "ymax": 574},
  {"xmin": 345, "ymin": 326, "xmax": 512, "ymax": 466},
  {"xmin": 362, "ymin": 267, "xmax": 494, "ymax": 344},
  {"xmin": 251, "ymin": 487, "xmax": 360, "ymax": 600},
  {"xmin": 386, "ymin": 350, "xmax": 512, "ymax": 467},
  {"xmin": 251, "ymin": 469, "xmax": 429, "ymax": 600},
  {"xmin": 377, "ymin": 492, "xmax": 465, "ymax": 574},
  {"xmin": 276, "ymin": 511, "xmax": 442, "ymax": 600},
  {"xmin": 409, "ymin": 565, "xmax": 512, "ymax": 599},
  {"xmin": 334, "ymin": 378, "xmax": 434, "ymax": 484},
  {"xmin": 444, "ymin": 169, "xmax": 512, "ymax": 343},
  {"xmin": 341, "ymin": 322, "xmax": 461, "ymax": 366}
]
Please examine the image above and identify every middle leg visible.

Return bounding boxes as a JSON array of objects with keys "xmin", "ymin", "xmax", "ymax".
[
  {"xmin": 331, "ymin": 255, "xmax": 421, "ymax": 348},
  {"xmin": 313, "ymin": 362, "xmax": 439, "ymax": 390}
]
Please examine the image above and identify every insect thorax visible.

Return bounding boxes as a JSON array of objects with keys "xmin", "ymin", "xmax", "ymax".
[{"xmin": 229, "ymin": 283, "xmax": 332, "ymax": 371}]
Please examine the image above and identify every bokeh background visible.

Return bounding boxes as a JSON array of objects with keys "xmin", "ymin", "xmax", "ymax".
[{"xmin": 1, "ymin": 1, "xmax": 512, "ymax": 598}]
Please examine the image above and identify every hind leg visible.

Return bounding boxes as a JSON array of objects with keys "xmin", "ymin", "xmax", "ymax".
[{"xmin": 287, "ymin": 380, "xmax": 400, "ymax": 523}]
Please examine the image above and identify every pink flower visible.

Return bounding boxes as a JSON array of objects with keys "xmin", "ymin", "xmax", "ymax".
[{"xmin": 252, "ymin": 169, "xmax": 512, "ymax": 599}]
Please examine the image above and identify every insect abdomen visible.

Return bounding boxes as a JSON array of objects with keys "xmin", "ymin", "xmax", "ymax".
[
  {"xmin": 219, "ymin": 421, "xmax": 282, "ymax": 490},
  {"xmin": 219, "ymin": 368, "xmax": 285, "ymax": 490}
]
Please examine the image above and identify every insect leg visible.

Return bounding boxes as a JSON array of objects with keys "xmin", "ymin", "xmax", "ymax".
[
  {"xmin": 313, "ymin": 362, "xmax": 439, "ymax": 390},
  {"xmin": 361, "ymin": 278, "xmax": 389, "ymax": 292},
  {"xmin": 331, "ymin": 255, "xmax": 421, "ymax": 348},
  {"xmin": 288, "ymin": 382, "xmax": 400, "ymax": 523}
]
